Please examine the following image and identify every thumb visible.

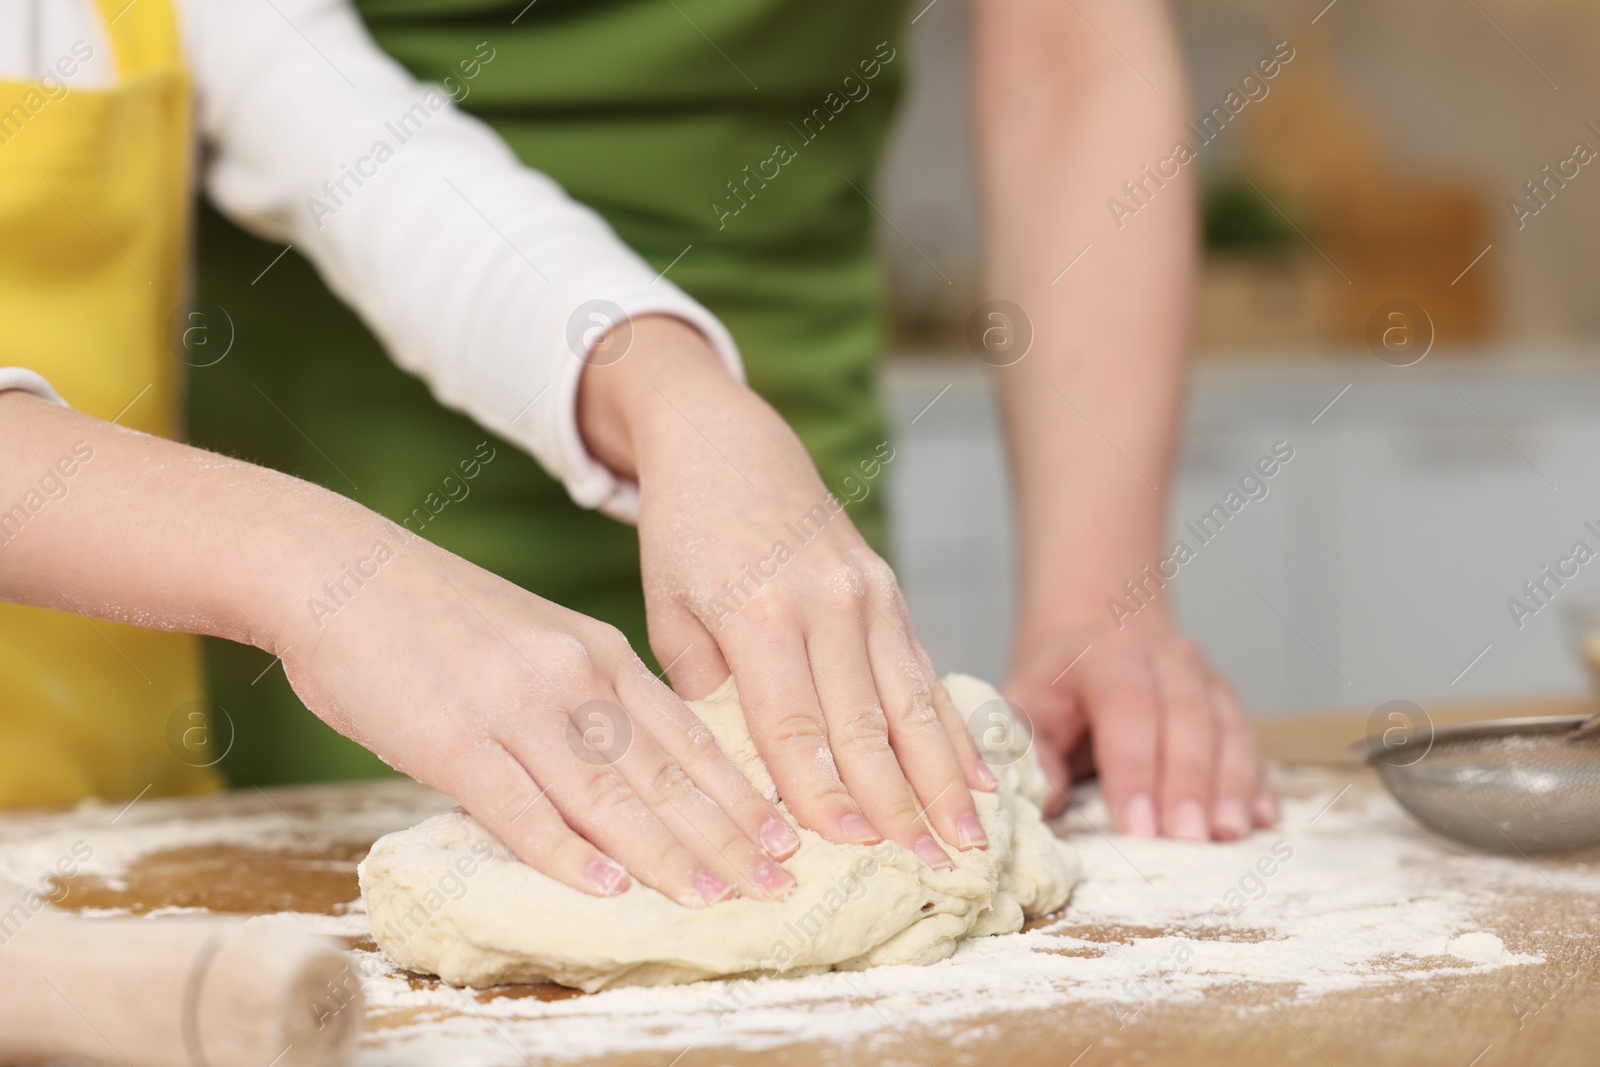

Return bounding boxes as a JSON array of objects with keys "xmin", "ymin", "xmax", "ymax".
[
  {"xmin": 647, "ymin": 602, "xmax": 730, "ymax": 700},
  {"xmin": 1037, "ymin": 744, "xmax": 1073, "ymax": 818},
  {"xmin": 1002, "ymin": 672, "xmax": 1085, "ymax": 819}
]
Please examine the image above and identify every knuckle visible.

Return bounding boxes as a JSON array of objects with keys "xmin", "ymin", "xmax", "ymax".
[
  {"xmin": 1101, "ymin": 679, "xmax": 1160, "ymax": 719},
  {"xmin": 583, "ymin": 623, "xmax": 633, "ymax": 664},
  {"xmin": 1226, "ymin": 720, "xmax": 1261, "ymax": 760},
  {"xmin": 735, "ymin": 601, "xmax": 788, "ymax": 642},
  {"xmin": 889, "ymin": 692, "xmax": 942, "ymax": 733},
  {"xmin": 1166, "ymin": 636, "xmax": 1207, "ymax": 669},
  {"xmin": 580, "ymin": 768, "xmax": 636, "ymax": 813},
  {"xmin": 680, "ymin": 722, "xmax": 724, "ymax": 765},
  {"xmin": 1169, "ymin": 692, "xmax": 1216, "ymax": 725},
  {"xmin": 804, "ymin": 778, "xmax": 855, "ymax": 808},
  {"xmin": 544, "ymin": 642, "xmax": 600, "ymax": 687},
  {"xmin": 1110, "ymin": 763, "xmax": 1158, "ymax": 792},
  {"xmin": 1163, "ymin": 748, "xmax": 1212, "ymax": 786},
  {"xmin": 881, "ymin": 795, "xmax": 923, "ymax": 827},
  {"xmin": 647, "ymin": 759, "xmax": 698, "ymax": 805},
  {"xmin": 1211, "ymin": 680, "xmax": 1248, "ymax": 720},
  {"xmin": 859, "ymin": 558, "xmax": 899, "ymax": 599},
  {"xmin": 766, "ymin": 709, "xmax": 829, "ymax": 750},
  {"xmin": 499, "ymin": 784, "xmax": 555, "ymax": 829},
  {"xmin": 825, "ymin": 583, "xmax": 864, "ymax": 614},
  {"xmin": 838, "ymin": 706, "xmax": 892, "ymax": 752}
]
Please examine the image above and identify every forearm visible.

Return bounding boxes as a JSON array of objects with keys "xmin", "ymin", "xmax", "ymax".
[
  {"xmin": 0, "ymin": 399, "xmax": 805, "ymax": 901},
  {"xmin": 190, "ymin": 0, "xmax": 742, "ymax": 520},
  {"xmin": 973, "ymin": 0, "xmax": 1194, "ymax": 639},
  {"xmin": 0, "ymin": 392, "xmax": 386, "ymax": 653}
]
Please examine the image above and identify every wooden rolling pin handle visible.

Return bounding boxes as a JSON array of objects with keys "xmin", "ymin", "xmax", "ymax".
[{"xmin": 0, "ymin": 912, "xmax": 362, "ymax": 1067}]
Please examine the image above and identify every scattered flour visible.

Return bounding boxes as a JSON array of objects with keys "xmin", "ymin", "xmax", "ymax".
[
  {"xmin": 1447, "ymin": 931, "xmax": 1507, "ymax": 963},
  {"xmin": 1, "ymin": 779, "xmax": 1590, "ymax": 1065},
  {"xmin": 341, "ymin": 785, "xmax": 1571, "ymax": 1064},
  {"xmin": 0, "ymin": 781, "xmax": 453, "ymax": 893}
]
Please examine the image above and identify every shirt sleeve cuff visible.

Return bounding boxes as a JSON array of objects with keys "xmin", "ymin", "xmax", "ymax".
[
  {"xmin": 0, "ymin": 369, "xmax": 68, "ymax": 407},
  {"xmin": 551, "ymin": 287, "xmax": 744, "ymax": 525}
]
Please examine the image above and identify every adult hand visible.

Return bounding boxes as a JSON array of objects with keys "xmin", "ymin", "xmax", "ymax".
[
  {"xmin": 579, "ymin": 317, "xmax": 996, "ymax": 868},
  {"xmin": 1003, "ymin": 611, "xmax": 1275, "ymax": 841},
  {"xmin": 277, "ymin": 523, "xmax": 799, "ymax": 906}
]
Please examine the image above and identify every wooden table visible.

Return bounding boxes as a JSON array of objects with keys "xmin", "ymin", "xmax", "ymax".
[{"xmin": 3, "ymin": 696, "xmax": 1597, "ymax": 1067}]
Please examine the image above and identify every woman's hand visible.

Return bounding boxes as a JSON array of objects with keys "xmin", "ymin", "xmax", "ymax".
[
  {"xmin": 580, "ymin": 317, "xmax": 996, "ymax": 867},
  {"xmin": 277, "ymin": 528, "xmax": 801, "ymax": 906},
  {"xmin": 1003, "ymin": 611, "xmax": 1275, "ymax": 841}
]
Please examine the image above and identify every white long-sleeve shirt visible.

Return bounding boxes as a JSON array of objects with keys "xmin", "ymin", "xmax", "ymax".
[{"xmin": 0, "ymin": 0, "xmax": 742, "ymax": 520}]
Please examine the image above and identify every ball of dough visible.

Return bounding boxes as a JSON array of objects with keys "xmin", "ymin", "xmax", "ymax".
[{"xmin": 359, "ymin": 674, "xmax": 1079, "ymax": 991}]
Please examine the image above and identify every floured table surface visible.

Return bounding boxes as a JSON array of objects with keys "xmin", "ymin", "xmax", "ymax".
[{"xmin": 3, "ymin": 697, "xmax": 1598, "ymax": 1067}]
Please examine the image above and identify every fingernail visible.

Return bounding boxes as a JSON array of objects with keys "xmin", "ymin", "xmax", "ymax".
[
  {"xmin": 1254, "ymin": 791, "xmax": 1279, "ymax": 827},
  {"xmin": 1122, "ymin": 794, "xmax": 1158, "ymax": 838},
  {"xmin": 696, "ymin": 869, "xmax": 736, "ymax": 904},
  {"xmin": 913, "ymin": 835, "xmax": 953, "ymax": 870},
  {"xmin": 840, "ymin": 813, "xmax": 880, "ymax": 845},
  {"xmin": 973, "ymin": 763, "xmax": 999, "ymax": 791},
  {"xmin": 754, "ymin": 860, "xmax": 794, "ymax": 897},
  {"xmin": 760, "ymin": 817, "xmax": 800, "ymax": 859},
  {"xmin": 1169, "ymin": 799, "xmax": 1209, "ymax": 842},
  {"xmin": 956, "ymin": 812, "xmax": 988, "ymax": 849},
  {"xmin": 1214, "ymin": 798, "xmax": 1251, "ymax": 840},
  {"xmin": 586, "ymin": 858, "xmax": 630, "ymax": 896}
]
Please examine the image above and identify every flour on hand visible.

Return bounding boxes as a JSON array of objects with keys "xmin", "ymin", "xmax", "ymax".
[{"xmin": 358, "ymin": 674, "xmax": 1079, "ymax": 992}]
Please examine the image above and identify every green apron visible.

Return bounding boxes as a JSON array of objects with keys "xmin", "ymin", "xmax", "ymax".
[{"xmin": 191, "ymin": 0, "xmax": 907, "ymax": 786}]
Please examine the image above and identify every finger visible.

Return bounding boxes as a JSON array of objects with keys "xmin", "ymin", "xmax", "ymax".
[
  {"xmin": 648, "ymin": 602, "xmax": 730, "ymax": 700},
  {"xmin": 1255, "ymin": 786, "xmax": 1280, "ymax": 829},
  {"xmin": 1041, "ymin": 714, "xmax": 1092, "ymax": 818},
  {"xmin": 573, "ymin": 622, "xmax": 782, "ymax": 889},
  {"xmin": 723, "ymin": 618, "xmax": 877, "ymax": 846},
  {"xmin": 859, "ymin": 607, "xmax": 982, "ymax": 853},
  {"xmin": 503, "ymin": 692, "xmax": 736, "ymax": 908},
  {"xmin": 857, "ymin": 562, "xmax": 993, "ymax": 795},
  {"xmin": 614, "ymin": 662, "xmax": 802, "ymax": 863},
  {"xmin": 913, "ymin": 636, "xmax": 999, "ymax": 794},
  {"xmin": 604, "ymin": 706, "xmax": 795, "ymax": 900},
  {"xmin": 1152, "ymin": 645, "xmax": 1219, "ymax": 841},
  {"xmin": 1036, "ymin": 743, "xmax": 1073, "ymax": 818},
  {"xmin": 808, "ymin": 619, "xmax": 954, "ymax": 868},
  {"xmin": 1208, "ymin": 678, "xmax": 1260, "ymax": 840},
  {"xmin": 1082, "ymin": 656, "xmax": 1162, "ymax": 838},
  {"xmin": 444, "ymin": 740, "xmax": 630, "ymax": 898},
  {"xmin": 1001, "ymin": 672, "xmax": 1089, "ymax": 818}
]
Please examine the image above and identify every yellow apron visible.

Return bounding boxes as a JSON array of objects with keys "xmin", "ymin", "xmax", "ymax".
[{"xmin": 0, "ymin": 0, "xmax": 221, "ymax": 806}]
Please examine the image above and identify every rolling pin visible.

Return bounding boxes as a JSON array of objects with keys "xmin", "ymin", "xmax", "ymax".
[{"xmin": 0, "ymin": 889, "xmax": 362, "ymax": 1067}]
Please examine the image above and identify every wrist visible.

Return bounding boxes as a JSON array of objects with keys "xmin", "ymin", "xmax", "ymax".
[
  {"xmin": 233, "ymin": 476, "xmax": 412, "ymax": 657},
  {"xmin": 576, "ymin": 315, "xmax": 741, "ymax": 481},
  {"xmin": 1014, "ymin": 593, "xmax": 1174, "ymax": 653},
  {"xmin": 1013, "ymin": 521, "xmax": 1172, "ymax": 645}
]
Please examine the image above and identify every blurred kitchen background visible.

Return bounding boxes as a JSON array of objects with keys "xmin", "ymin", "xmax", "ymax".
[{"xmin": 874, "ymin": 0, "xmax": 1600, "ymax": 715}]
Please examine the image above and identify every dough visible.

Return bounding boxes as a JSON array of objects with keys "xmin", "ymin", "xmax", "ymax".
[{"xmin": 359, "ymin": 674, "xmax": 1079, "ymax": 992}]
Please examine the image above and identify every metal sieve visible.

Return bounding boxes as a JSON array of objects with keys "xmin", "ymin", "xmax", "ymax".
[{"xmin": 1353, "ymin": 714, "xmax": 1600, "ymax": 853}]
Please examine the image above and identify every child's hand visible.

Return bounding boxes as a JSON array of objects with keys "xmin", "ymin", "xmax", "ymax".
[
  {"xmin": 0, "ymin": 392, "xmax": 792, "ymax": 904},
  {"xmin": 276, "ymin": 529, "xmax": 798, "ymax": 906},
  {"xmin": 579, "ymin": 318, "xmax": 994, "ymax": 867}
]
